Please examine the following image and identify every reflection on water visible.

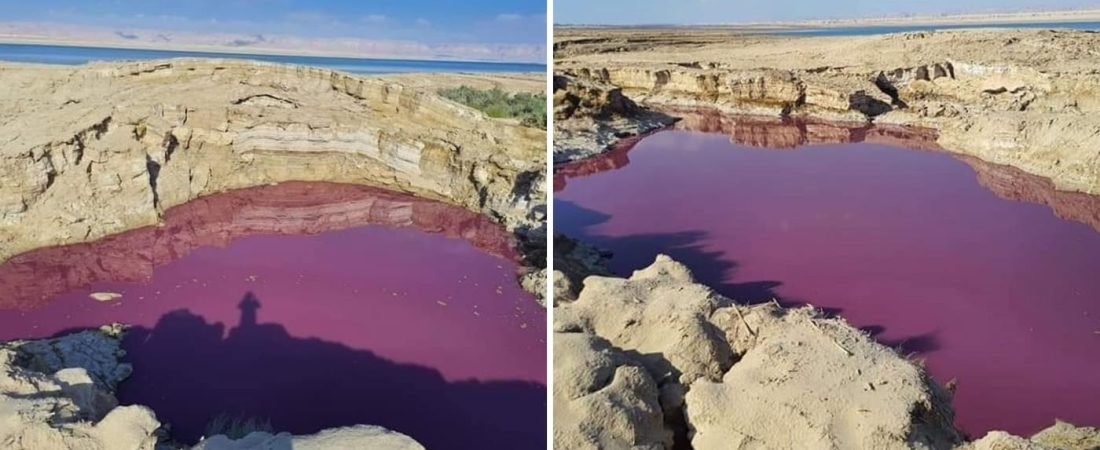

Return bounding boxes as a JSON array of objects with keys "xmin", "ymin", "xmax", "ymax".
[
  {"xmin": 555, "ymin": 109, "xmax": 1100, "ymax": 436},
  {"xmin": 0, "ymin": 181, "xmax": 545, "ymax": 448},
  {"xmin": 559, "ymin": 109, "xmax": 1100, "ymax": 234},
  {"xmin": 0, "ymin": 181, "xmax": 517, "ymax": 311},
  {"xmin": 553, "ymin": 133, "xmax": 643, "ymax": 192},
  {"xmin": 117, "ymin": 295, "xmax": 544, "ymax": 448}
]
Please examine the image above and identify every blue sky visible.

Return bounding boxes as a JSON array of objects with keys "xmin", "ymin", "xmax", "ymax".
[
  {"xmin": 555, "ymin": 0, "xmax": 1100, "ymax": 25},
  {"xmin": 0, "ymin": 0, "xmax": 546, "ymax": 45}
]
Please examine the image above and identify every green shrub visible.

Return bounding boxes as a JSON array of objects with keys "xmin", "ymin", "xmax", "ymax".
[{"xmin": 438, "ymin": 86, "xmax": 546, "ymax": 129}]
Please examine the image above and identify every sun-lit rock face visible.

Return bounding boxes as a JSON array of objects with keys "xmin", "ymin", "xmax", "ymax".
[
  {"xmin": 0, "ymin": 326, "xmax": 159, "ymax": 450},
  {"xmin": 556, "ymin": 28, "xmax": 1100, "ymax": 194},
  {"xmin": 552, "ymin": 255, "xmax": 966, "ymax": 449},
  {"xmin": 0, "ymin": 59, "xmax": 546, "ymax": 264},
  {"xmin": 553, "ymin": 74, "xmax": 676, "ymax": 163},
  {"xmin": 192, "ymin": 426, "xmax": 426, "ymax": 450}
]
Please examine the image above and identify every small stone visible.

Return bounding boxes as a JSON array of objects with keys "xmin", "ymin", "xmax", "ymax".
[{"xmin": 90, "ymin": 292, "xmax": 123, "ymax": 302}]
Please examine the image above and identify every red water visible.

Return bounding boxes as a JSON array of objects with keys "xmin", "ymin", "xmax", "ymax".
[
  {"xmin": 555, "ymin": 115, "xmax": 1100, "ymax": 437},
  {"xmin": 0, "ymin": 182, "xmax": 546, "ymax": 449}
]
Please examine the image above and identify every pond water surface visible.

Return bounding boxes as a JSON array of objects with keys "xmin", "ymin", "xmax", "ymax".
[
  {"xmin": 0, "ymin": 182, "xmax": 546, "ymax": 449},
  {"xmin": 555, "ymin": 112, "xmax": 1100, "ymax": 437}
]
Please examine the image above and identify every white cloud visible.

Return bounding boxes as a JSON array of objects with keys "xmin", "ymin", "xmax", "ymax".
[
  {"xmin": 414, "ymin": 18, "xmax": 431, "ymax": 27},
  {"xmin": 362, "ymin": 14, "xmax": 388, "ymax": 23}
]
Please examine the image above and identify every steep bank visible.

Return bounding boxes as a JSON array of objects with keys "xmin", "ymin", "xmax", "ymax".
[
  {"xmin": 553, "ymin": 74, "xmax": 676, "ymax": 163},
  {"xmin": 0, "ymin": 59, "xmax": 546, "ymax": 271},
  {"xmin": 552, "ymin": 255, "xmax": 1100, "ymax": 450},
  {"xmin": 556, "ymin": 28, "xmax": 1100, "ymax": 194}
]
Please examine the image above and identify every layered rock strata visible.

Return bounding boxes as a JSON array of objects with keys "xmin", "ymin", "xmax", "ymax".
[
  {"xmin": 0, "ymin": 59, "xmax": 546, "ymax": 267},
  {"xmin": 556, "ymin": 28, "xmax": 1100, "ymax": 194},
  {"xmin": 552, "ymin": 255, "xmax": 1100, "ymax": 450},
  {"xmin": 553, "ymin": 74, "xmax": 676, "ymax": 163}
]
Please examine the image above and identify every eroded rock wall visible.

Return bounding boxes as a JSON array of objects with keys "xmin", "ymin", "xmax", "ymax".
[
  {"xmin": 556, "ymin": 29, "xmax": 1100, "ymax": 194},
  {"xmin": 0, "ymin": 59, "xmax": 546, "ymax": 264},
  {"xmin": 553, "ymin": 74, "xmax": 676, "ymax": 164}
]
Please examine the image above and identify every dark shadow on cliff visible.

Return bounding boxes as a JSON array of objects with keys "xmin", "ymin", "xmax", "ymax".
[{"xmin": 116, "ymin": 292, "xmax": 545, "ymax": 449}]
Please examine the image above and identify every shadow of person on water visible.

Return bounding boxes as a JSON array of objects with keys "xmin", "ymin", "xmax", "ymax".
[{"xmin": 116, "ymin": 292, "xmax": 546, "ymax": 450}]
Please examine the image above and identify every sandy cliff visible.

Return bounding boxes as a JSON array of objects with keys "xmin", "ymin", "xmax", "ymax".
[
  {"xmin": 553, "ymin": 74, "xmax": 675, "ymax": 163},
  {"xmin": 0, "ymin": 59, "xmax": 546, "ymax": 265}
]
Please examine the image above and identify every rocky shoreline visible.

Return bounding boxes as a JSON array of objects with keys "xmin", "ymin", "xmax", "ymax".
[
  {"xmin": 553, "ymin": 74, "xmax": 677, "ymax": 164},
  {"xmin": 0, "ymin": 58, "xmax": 547, "ymax": 282},
  {"xmin": 552, "ymin": 27, "xmax": 1100, "ymax": 450},
  {"xmin": 0, "ymin": 59, "xmax": 546, "ymax": 448},
  {"xmin": 0, "ymin": 326, "xmax": 425, "ymax": 449},
  {"xmin": 0, "ymin": 182, "xmax": 521, "ymax": 312},
  {"xmin": 555, "ymin": 28, "xmax": 1100, "ymax": 195},
  {"xmin": 553, "ymin": 254, "xmax": 1100, "ymax": 450}
]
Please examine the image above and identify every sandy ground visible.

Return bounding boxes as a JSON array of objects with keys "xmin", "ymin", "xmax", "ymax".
[
  {"xmin": 381, "ymin": 72, "xmax": 545, "ymax": 95},
  {"xmin": 778, "ymin": 8, "xmax": 1100, "ymax": 27}
]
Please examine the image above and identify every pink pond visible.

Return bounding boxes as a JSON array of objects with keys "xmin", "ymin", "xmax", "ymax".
[
  {"xmin": 0, "ymin": 182, "xmax": 546, "ymax": 449},
  {"xmin": 555, "ymin": 112, "xmax": 1100, "ymax": 437}
]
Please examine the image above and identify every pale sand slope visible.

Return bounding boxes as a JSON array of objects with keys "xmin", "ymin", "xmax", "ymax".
[
  {"xmin": 770, "ymin": 9, "xmax": 1100, "ymax": 28},
  {"xmin": 555, "ymin": 28, "xmax": 1100, "ymax": 194}
]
